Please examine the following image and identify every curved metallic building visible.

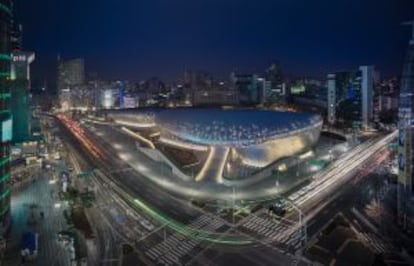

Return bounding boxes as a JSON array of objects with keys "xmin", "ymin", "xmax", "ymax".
[
  {"xmin": 107, "ymin": 108, "xmax": 322, "ymax": 168},
  {"xmin": 157, "ymin": 109, "xmax": 322, "ymax": 168},
  {"xmin": 106, "ymin": 108, "xmax": 161, "ymax": 128},
  {"xmin": 0, "ymin": 0, "xmax": 12, "ymax": 234},
  {"xmin": 102, "ymin": 108, "xmax": 323, "ymax": 201}
]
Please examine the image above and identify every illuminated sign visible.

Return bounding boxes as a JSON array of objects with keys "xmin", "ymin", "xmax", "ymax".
[
  {"xmin": 1, "ymin": 118, "xmax": 12, "ymax": 142},
  {"xmin": 11, "ymin": 53, "xmax": 35, "ymax": 63},
  {"xmin": 102, "ymin": 90, "xmax": 114, "ymax": 108},
  {"xmin": 12, "ymin": 55, "xmax": 26, "ymax": 62},
  {"xmin": 123, "ymin": 97, "xmax": 136, "ymax": 108}
]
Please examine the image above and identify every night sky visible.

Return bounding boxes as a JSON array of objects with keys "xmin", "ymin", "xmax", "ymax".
[{"xmin": 14, "ymin": 0, "xmax": 414, "ymax": 86}]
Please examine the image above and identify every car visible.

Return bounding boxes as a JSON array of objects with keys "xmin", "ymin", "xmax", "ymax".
[
  {"xmin": 140, "ymin": 219, "xmax": 155, "ymax": 231},
  {"xmin": 268, "ymin": 205, "xmax": 286, "ymax": 218}
]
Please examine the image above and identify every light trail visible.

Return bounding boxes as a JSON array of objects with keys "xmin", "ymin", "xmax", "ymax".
[
  {"xmin": 132, "ymin": 198, "xmax": 254, "ymax": 245},
  {"xmin": 293, "ymin": 131, "xmax": 397, "ymax": 207},
  {"xmin": 62, "ymin": 122, "xmax": 254, "ymax": 245},
  {"xmin": 92, "ymin": 171, "xmax": 255, "ymax": 245},
  {"xmin": 56, "ymin": 115, "xmax": 105, "ymax": 159},
  {"xmin": 65, "ymin": 116, "xmax": 397, "ymax": 247}
]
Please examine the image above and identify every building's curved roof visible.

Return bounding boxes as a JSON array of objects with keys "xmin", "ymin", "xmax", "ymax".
[
  {"xmin": 106, "ymin": 108, "xmax": 162, "ymax": 127},
  {"xmin": 156, "ymin": 109, "xmax": 322, "ymax": 146}
]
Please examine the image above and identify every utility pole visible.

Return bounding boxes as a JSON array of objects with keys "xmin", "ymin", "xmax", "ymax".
[{"xmin": 232, "ymin": 187, "xmax": 236, "ymax": 225}]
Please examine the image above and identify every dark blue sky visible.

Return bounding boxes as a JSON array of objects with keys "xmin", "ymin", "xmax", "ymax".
[{"xmin": 15, "ymin": 0, "xmax": 414, "ymax": 84}]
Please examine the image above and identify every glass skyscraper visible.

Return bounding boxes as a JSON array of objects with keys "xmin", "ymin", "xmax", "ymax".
[
  {"xmin": 10, "ymin": 52, "xmax": 35, "ymax": 143},
  {"xmin": 397, "ymin": 22, "xmax": 414, "ymax": 229},
  {"xmin": 327, "ymin": 66, "xmax": 374, "ymax": 129},
  {"xmin": 0, "ymin": 0, "xmax": 12, "ymax": 234}
]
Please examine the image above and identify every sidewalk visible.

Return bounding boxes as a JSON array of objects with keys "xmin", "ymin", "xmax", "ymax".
[{"xmin": 3, "ymin": 168, "xmax": 73, "ymax": 266}]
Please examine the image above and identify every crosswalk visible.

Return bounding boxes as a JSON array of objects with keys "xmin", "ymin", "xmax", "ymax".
[
  {"xmin": 239, "ymin": 214, "xmax": 304, "ymax": 251},
  {"xmin": 144, "ymin": 214, "xmax": 226, "ymax": 266}
]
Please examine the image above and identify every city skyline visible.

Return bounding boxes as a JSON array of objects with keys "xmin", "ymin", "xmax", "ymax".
[
  {"xmin": 14, "ymin": 0, "xmax": 414, "ymax": 85},
  {"xmin": 3, "ymin": 1, "xmax": 414, "ymax": 265}
]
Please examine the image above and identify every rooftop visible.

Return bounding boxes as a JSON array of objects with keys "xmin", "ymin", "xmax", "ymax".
[{"xmin": 156, "ymin": 108, "xmax": 322, "ymax": 146}]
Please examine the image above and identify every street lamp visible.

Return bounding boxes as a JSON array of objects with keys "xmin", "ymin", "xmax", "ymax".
[
  {"xmin": 296, "ymin": 156, "xmax": 300, "ymax": 177},
  {"xmin": 280, "ymin": 191, "xmax": 307, "ymax": 255},
  {"xmin": 290, "ymin": 201, "xmax": 307, "ymax": 255},
  {"xmin": 232, "ymin": 186, "xmax": 236, "ymax": 225}
]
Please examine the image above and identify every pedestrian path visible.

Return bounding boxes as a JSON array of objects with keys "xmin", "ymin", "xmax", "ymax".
[{"xmin": 3, "ymin": 170, "xmax": 72, "ymax": 265}]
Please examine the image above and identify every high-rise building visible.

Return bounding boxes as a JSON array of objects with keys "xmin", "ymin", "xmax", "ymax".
[
  {"xmin": 183, "ymin": 70, "xmax": 213, "ymax": 91},
  {"xmin": 264, "ymin": 62, "xmax": 286, "ymax": 104},
  {"xmin": 101, "ymin": 89, "xmax": 115, "ymax": 109},
  {"xmin": 8, "ymin": 11, "xmax": 35, "ymax": 143},
  {"xmin": 397, "ymin": 21, "xmax": 414, "ymax": 229},
  {"xmin": 327, "ymin": 65, "xmax": 374, "ymax": 129},
  {"xmin": 57, "ymin": 58, "xmax": 84, "ymax": 90},
  {"xmin": 327, "ymin": 71, "xmax": 362, "ymax": 126},
  {"xmin": 10, "ymin": 22, "xmax": 21, "ymax": 52},
  {"xmin": 192, "ymin": 89, "xmax": 239, "ymax": 106},
  {"xmin": 257, "ymin": 78, "xmax": 272, "ymax": 105},
  {"xmin": 0, "ymin": 0, "xmax": 13, "ymax": 235},
  {"xmin": 230, "ymin": 73, "xmax": 264, "ymax": 106},
  {"xmin": 10, "ymin": 52, "xmax": 35, "ymax": 143},
  {"xmin": 57, "ymin": 58, "xmax": 85, "ymax": 110},
  {"xmin": 360, "ymin": 66, "xmax": 374, "ymax": 129}
]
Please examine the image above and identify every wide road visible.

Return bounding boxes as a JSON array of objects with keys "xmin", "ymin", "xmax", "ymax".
[
  {"xmin": 54, "ymin": 116, "xmax": 255, "ymax": 244},
  {"xmin": 292, "ymin": 131, "xmax": 397, "ymax": 212},
  {"xmin": 261, "ymin": 131, "xmax": 398, "ymax": 244},
  {"xmin": 81, "ymin": 117, "xmax": 397, "ymax": 230},
  {"xmin": 57, "ymin": 117, "xmax": 200, "ymax": 220},
  {"xmin": 54, "ymin": 114, "xmax": 398, "ymax": 263},
  {"xmin": 54, "ymin": 115, "xmax": 313, "ymax": 265}
]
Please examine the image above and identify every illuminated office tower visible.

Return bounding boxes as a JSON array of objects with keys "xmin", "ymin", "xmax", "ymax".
[
  {"xmin": 0, "ymin": 0, "xmax": 13, "ymax": 235},
  {"xmin": 397, "ymin": 21, "xmax": 414, "ymax": 229},
  {"xmin": 231, "ymin": 73, "xmax": 263, "ymax": 106},
  {"xmin": 327, "ymin": 65, "xmax": 374, "ymax": 129},
  {"xmin": 360, "ymin": 65, "xmax": 374, "ymax": 129},
  {"xmin": 10, "ymin": 52, "xmax": 35, "ymax": 143},
  {"xmin": 57, "ymin": 58, "xmax": 84, "ymax": 90},
  {"xmin": 57, "ymin": 58, "xmax": 85, "ymax": 110},
  {"xmin": 264, "ymin": 62, "xmax": 286, "ymax": 104}
]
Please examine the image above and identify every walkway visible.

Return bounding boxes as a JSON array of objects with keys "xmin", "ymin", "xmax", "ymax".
[{"xmin": 3, "ymin": 168, "xmax": 72, "ymax": 266}]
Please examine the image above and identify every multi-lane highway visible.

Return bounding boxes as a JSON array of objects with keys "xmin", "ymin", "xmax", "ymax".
[
  {"xmin": 54, "ymin": 114, "xmax": 397, "ymax": 265},
  {"xmin": 56, "ymin": 115, "xmax": 306, "ymax": 265},
  {"xmin": 239, "ymin": 130, "xmax": 397, "ymax": 252}
]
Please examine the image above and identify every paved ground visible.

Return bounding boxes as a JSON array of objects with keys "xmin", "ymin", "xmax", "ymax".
[{"xmin": 3, "ymin": 168, "xmax": 72, "ymax": 266}]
